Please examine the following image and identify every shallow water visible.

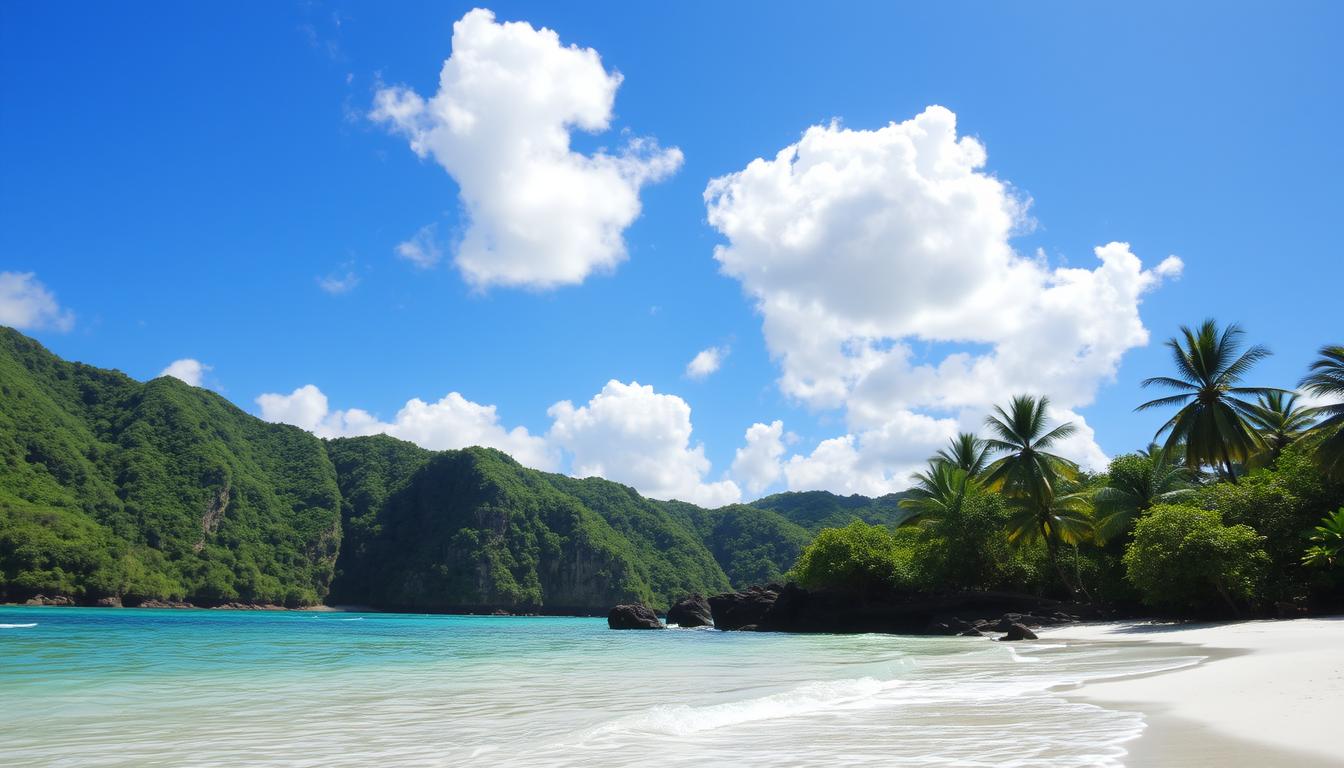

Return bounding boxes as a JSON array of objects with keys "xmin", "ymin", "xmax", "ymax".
[{"xmin": 0, "ymin": 607, "xmax": 1203, "ymax": 767}]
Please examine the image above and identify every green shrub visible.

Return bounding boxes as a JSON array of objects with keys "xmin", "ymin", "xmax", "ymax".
[
  {"xmin": 788, "ymin": 521, "xmax": 908, "ymax": 593},
  {"xmin": 1123, "ymin": 504, "xmax": 1269, "ymax": 615}
]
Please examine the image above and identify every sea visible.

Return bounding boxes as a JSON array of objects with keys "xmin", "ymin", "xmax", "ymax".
[{"xmin": 0, "ymin": 607, "xmax": 1204, "ymax": 767}]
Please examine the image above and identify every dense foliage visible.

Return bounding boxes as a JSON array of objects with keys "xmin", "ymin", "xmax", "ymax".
[
  {"xmin": 1122, "ymin": 505, "xmax": 1268, "ymax": 614},
  {"xmin": 788, "ymin": 521, "xmax": 909, "ymax": 593},
  {"xmin": 789, "ymin": 323, "xmax": 1344, "ymax": 618},
  {"xmin": 0, "ymin": 330, "xmax": 811, "ymax": 610},
  {"xmin": 5, "ymin": 322, "xmax": 1344, "ymax": 620},
  {"xmin": 0, "ymin": 328, "xmax": 341, "ymax": 606}
]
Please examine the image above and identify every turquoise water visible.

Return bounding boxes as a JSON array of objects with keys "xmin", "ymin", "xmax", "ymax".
[{"xmin": 1, "ymin": 607, "xmax": 1202, "ymax": 767}]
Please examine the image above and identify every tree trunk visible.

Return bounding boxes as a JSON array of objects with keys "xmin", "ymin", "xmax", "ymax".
[
  {"xmin": 1043, "ymin": 521, "xmax": 1076, "ymax": 597},
  {"xmin": 1221, "ymin": 445, "xmax": 1238, "ymax": 484},
  {"xmin": 1214, "ymin": 580, "xmax": 1240, "ymax": 618}
]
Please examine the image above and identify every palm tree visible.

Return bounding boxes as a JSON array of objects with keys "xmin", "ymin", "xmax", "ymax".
[
  {"xmin": 1136, "ymin": 319, "xmax": 1282, "ymax": 482},
  {"xmin": 899, "ymin": 461, "xmax": 973, "ymax": 525},
  {"xmin": 935, "ymin": 432, "xmax": 991, "ymax": 477},
  {"xmin": 1092, "ymin": 444, "xmax": 1195, "ymax": 543},
  {"xmin": 983, "ymin": 394, "xmax": 1083, "ymax": 593},
  {"xmin": 1300, "ymin": 345, "xmax": 1344, "ymax": 480},
  {"xmin": 1244, "ymin": 391, "xmax": 1314, "ymax": 466}
]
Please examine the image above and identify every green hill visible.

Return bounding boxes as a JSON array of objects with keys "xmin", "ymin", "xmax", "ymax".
[
  {"xmin": 750, "ymin": 489, "xmax": 913, "ymax": 532},
  {"xmin": 0, "ymin": 327, "xmax": 896, "ymax": 611},
  {"xmin": 0, "ymin": 327, "xmax": 341, "ymax": 606}
]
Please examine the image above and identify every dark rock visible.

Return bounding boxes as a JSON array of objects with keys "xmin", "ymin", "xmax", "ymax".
[
  {"xmin": 708, "ymin": 587, "xmax": 780, "ymax": 630},
  {"xmin": 959, "ymin": 628, "xmax": 985, "ymax": 637},
  {"xmin": 95, "ymin": 596, "xmax": 123, "ymax": 608},
  {"xmin": 134, "ymin": 599, "xmax": 195, "ymax": 609},
  {"xmin": 607, "ymin": 604, "xmax": 664, "ymax": 630},
  {"xmin": 667, "ymin": 594, "xmax": 713, "ymax": 628},
  {"xmin": 23, "ymin": 594, "xmax": 74, "ymax": 606},
  {"xmin": 1001, "ymin": 623, "xmax": 1038, "ymax": 641},
  {"xmin": 738, "ymin": 624, "xmax": 760, "ymax": 632}
]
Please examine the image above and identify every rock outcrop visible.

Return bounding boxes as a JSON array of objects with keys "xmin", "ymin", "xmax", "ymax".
[
  {"xmin": 706, "ymin": 583, "xmax": 1100, "ymax": 637},
  {"xmin": 667, "ymin": 594, "xmax": 713, "ymax": 627},
  {"xmin": 608, "ymin": 604, "xmax": 665, "ymax": 630},
  {"xmin": 22, "ymin": 595, "xmax": 74, "ymax": 606},
  {"xmin": 708, "ymin": 585, "xmax": 781, "ymax": 630},
  {"xmin": 1001, "ymin": 623, "xmax": 1039, "ymax": 641}
]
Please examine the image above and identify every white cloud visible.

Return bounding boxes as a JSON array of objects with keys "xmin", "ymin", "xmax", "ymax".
[
  {"xmin": 731, "ymin": 420, "xmax": 786, "ymax": 495},
  {"xmin": 371, "ymin": 8, "xmax": 682, "ymax": 290},
  {"xmin": 784, "ymin": 410, "xmax": 959, "ymax": 496},
  {"xmin": 394, "ymin": 224, "xmax": 443, "ymax": 269},
  {"xmin": 317, "ymin": 270, "xmax": 360, "ymax": 295},
  {"xmin": 0, "ymin": 272, "xmax": 75, "ymax": 332},
  {"xmin": 255, "ymin": 385, "xmax": 558, "ymax": 471},
  {"xmin": 547, "ymin": 380, "xmax": 741, "ymax": 506},
  {"xmin": 704, "ymin": 106, "xmax": 1183, "ymax": 480},
  {"xmin": 685, "ymin": 345, "xmax": 729, "ymax": 380},
  {"xmin": 159, "ymin": 358, "xmax": 211, "ymax": 387}
]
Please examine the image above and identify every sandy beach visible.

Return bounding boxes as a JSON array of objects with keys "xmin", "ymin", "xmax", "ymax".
[{"xmin": 1041, "ymin": 617, "xmax": 1344, "ymax": 767}]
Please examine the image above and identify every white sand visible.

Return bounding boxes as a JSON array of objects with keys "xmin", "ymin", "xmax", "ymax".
[{"xmin": 1040, "ymin": 617, "xmax": 1344, "ymax": 766}]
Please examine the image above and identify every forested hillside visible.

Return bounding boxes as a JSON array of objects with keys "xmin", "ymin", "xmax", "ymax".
[
  {"xmin": 0, "ymin": 328, "xmax": 897, "ymax": 611},
  {"xmin": 0, "ymin": 327, "xmax": 342, "ymax": 606}
]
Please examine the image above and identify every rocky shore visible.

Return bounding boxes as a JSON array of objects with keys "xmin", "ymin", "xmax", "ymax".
[{"xmin": 609, "ymin": 582, "xmax": 1113, "ymax": 639}]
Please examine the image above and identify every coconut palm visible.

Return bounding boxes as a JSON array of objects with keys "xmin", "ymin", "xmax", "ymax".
[
  {"xmin": 983, "ymin": 395, "xmax": 1083, "ymax": 592},
  {"xmin": 1243, "ymin": 391, "xmax": 1315, "ymax": 466},
  {"xmin": 1299, "ymin": 344, "xmax": 1344, "ymax": 480},
  {"xmin": 1136, "ymin": 320, "xmax": 1282, "ymax": 482},
  {"xmin": 899, "ymin": 460, "xmax": 973, "ymax": 526},
  {"xmin": 935, "ymin": 432, "xmax": 991, "ymax": 477},
  {"xmin": 1092, "ymin": 444, "xmax": 1195, "ymax": 543}
]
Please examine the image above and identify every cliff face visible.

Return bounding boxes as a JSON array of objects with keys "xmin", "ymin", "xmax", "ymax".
[{"xmin": 326, "ymin": 438, "xmax": 726, "ymax": 612}]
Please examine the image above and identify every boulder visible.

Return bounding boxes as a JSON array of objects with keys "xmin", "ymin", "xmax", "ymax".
[
  {"xmin": 95, "ymin": 596, "xmax": 123, "ymax": 608},
  {"xmin": 23, "ymin": 594, "xmax": 74, "ymax": 606},
  {"xmin": 667, "ymin": 594, "xmax": 713, "ymax": 628},
  {"xmin": 959, "ymin": 628, "xmax": 985, "ymax": 637},
  {"xmin": 708, "ymin": 586, "xmax": 780, "ymax": 631},
  {"xmin": 607, "ymin": 604, "xmax": 664, "ymax": 630},
  {"xmin": 1000, "ymin": 623, "xmax": 1038, "ymax": 641}
]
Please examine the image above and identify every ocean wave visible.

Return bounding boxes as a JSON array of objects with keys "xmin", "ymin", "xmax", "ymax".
[
  {"xmin": 584, "ymin": 676, "xmax": 898, "ymax": 738},
  {"xmin": 0, "ymin": 622, "xmax": 37, "ymax": 629}
]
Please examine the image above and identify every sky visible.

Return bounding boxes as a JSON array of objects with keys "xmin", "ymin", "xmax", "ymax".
[{"xmin": 2, "ymin": 1, "xmax": 1341, "ymax": 505}]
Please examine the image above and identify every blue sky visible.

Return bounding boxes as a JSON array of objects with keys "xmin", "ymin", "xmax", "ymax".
[{"xmin": 2, "ymin": 2, "xmax": 1340, "ymax": 503}]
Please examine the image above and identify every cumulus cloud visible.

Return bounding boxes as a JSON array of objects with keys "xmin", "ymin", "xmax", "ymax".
[
  {"xmin": 394, "ymin": 224, "xmax": 443, "ymax": 269},
  {"xmin": 686, "ymin": 345, "xmax": 729, "ymax": 380},
  {"xmin": 731, "ymin": 420, "xmax": 786, "ymax": 495},
  {"xmin": 255, "ymin": 385, "xmax": 558, "ymax": 471},
  {"xmin": 371, "ymin": 8, "xmax": 682, "ymax": 289},
  {"xmin": 0, "ymin": 272, "xmax": 75, "ymax": 332},
  {"xmin": 159, "ymin": 359, "xmax": 211, "ymax": 387},
  {"xmin": 548, "ymin": 380, "xmax": 741, "ymax": 506},
  {"xmin": 705, "ymin": 106, "xmax": 1182, "ymax": 482},
  {"xmin": 784, "ymin": 410, "xmax": 960, "ymax": 496}
]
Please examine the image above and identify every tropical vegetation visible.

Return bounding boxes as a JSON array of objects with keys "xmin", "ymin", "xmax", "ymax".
[{"xmin": 4, "ymin": 319, "xmax": 1344, "ymax": 620}]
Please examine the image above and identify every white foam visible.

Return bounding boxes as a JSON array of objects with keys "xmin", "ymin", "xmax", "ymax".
[
  {"xmin": 0, "ymin": 622, "xmax": 37, "ymax": 628},
  {"xmin": 586, "ymin": 676, "xmax": 898, "ymax": 737}
]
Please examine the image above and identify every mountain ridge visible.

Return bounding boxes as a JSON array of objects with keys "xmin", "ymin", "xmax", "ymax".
[{"xmin": 0, "ymin": 327, "xmax": 913, "ymax": 611}]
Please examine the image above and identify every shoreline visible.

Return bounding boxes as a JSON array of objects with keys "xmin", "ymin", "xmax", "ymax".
[{"xmin": 1040, "ymin": 618, "xmax": 1344, "ymax": 767}]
